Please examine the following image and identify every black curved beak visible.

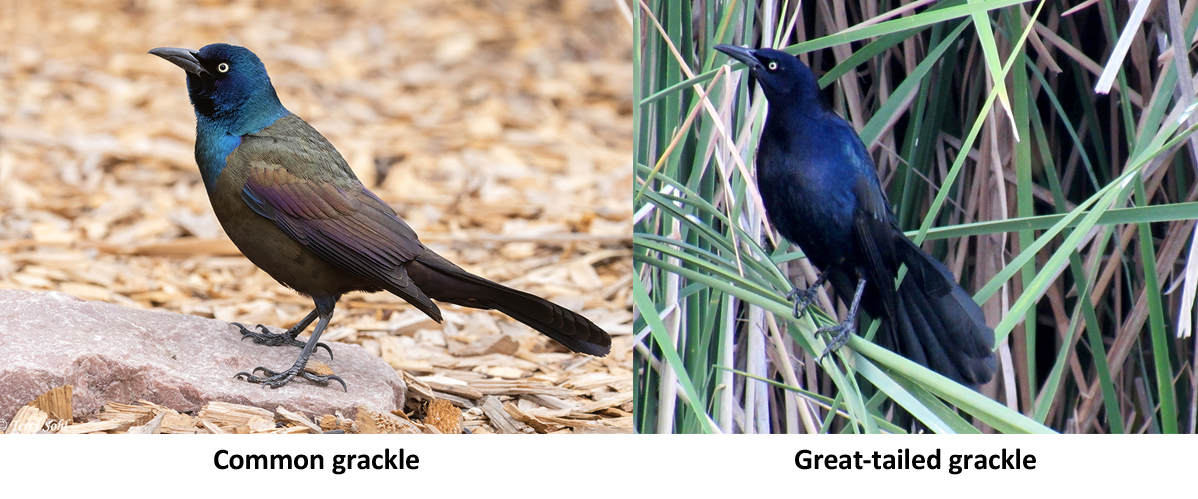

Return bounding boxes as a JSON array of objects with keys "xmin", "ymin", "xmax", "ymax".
[
  {"xmin": 149, "ymin": 47, "xmax": 207, "ymax": 75},
  {"xmin": 714, "ymin": 44, "xmax": 763, "ymax": 71}
]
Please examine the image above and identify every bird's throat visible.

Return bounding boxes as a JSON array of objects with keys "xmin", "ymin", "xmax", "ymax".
[{"xmin": 194, "ymin": 121, "xmax": 243, "ymax": 192}]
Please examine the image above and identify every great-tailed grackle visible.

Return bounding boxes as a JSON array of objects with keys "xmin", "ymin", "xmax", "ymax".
[
  {"xmin": 714, "ymin": 45, "xmax": 995, "ymax": 389},
  {"xmin": 151, "ymin": 43, "xmax": 611, "ymax": 390}
]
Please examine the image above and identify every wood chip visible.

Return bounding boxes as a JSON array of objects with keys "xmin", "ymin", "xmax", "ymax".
[
  {"xmin": 134, "ymin": 399, "xmax": 174, "ymax": 413},
  {"xmin": 356, "ymin": 406, "xmax": 421, "ymax": 434},
  {"xmin": 126, "ymin": 412, "xmax": 166, "ymax": 434},
  {"xmin": 99, "ymin": 401, "xmax": 155, "ymax": 424},
  {"xmin": 199, "ymin": 418, "xmax": 228, "ymax": 435},
  {"xmin": 319, "ymin": 413, "xmax": 356, "ymax": 433},
  {"xmin": 198, "ymin": 401, "xmax": 275, "ymax": 428},
  {"xmin": 161, "ymin": 413, "xmax": 201, "ymax": 434},
  {"xmin": 96, "ymin": 238, "xmax": 241, "ymax": 256},
  {"xmin": 237, "ymin": 415, "xmax": 278, "ymax": 434},
  {"xmin": 431, "ymin": 392, "xmax": 477, "ymax": 409},
  {"xmin": 526, "ymin": 394, "xmax": 577, "ymax": 411},
  {"xmin": 402, "ymin": 371, "xmax": 437, "ymax": 401},
  {"xmin": 450, "ymin": 334, "xmax": 520, "ymax": 357},
  {"xmin": 304, "ymin": 362, "xmax": 335, "ymax": 377},
  {"xmin": 577, "ymin": 393, "xmax": 633, "ymax": 413},
  {"xmin": 424, "ymin": 399, "xmax": 463, "ymax": 434},
  {"xmin": 56, "ymin": 420, "xmax": 128, "ymax": 434},
  {"xmin": 503, "ymin": 402, "xmax": 553, "ymax": 434},
  {"xmin": 523, "ymin": 413, "xmax": 606, "ymax": 430},
  {"xmin": 28, "ymin": 384, "xmax": 72, "ymax": 422},
  {"xmin": 276, "ymin": 406, "xmax": 322, "ymax": 434},
  {"xmin": 418, "ymin": 375, "xmax": 485, "ymax": 400},
  {"xmin": 7, "ymin": 405, "xmax": 49, "ymax": 434},
  {"xmin": 562, "ymin": 372, "xmax": 626, "ymax": 391},
  {"xmin": 471, "ymin": 379, "xmax": 574, "ymax": 398},
  {"xmin": 480, "ymin": 396, "xmax": 529, "ymax": 434}
]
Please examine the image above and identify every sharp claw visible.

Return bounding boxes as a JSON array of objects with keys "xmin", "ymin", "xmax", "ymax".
[
  {"xmin": 816, "ymin": 341, "xmax": 836, "ymax": 364},
  {"xmin": 252, "ymin": 366, "xmax": 278, "ymax": 376},
  {"xmin": 326, "ymin": 374, "xmax": 347, "ymax": 392},
  {"xmin": 317, "ymin": 342, "xmax": 334, "ymax": 360}
]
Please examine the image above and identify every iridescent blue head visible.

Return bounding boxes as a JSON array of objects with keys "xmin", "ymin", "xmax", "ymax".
[
  {"xmin": 151, "ymin": 44, "xmax": 291, "ymax": 190},
  {"xmin": 150, "ymin": 43, "xmax": 289, "ymax": 136},
  {"xmin": 714, "ymin": 45, "xmax": 823, "ymax": 111}
]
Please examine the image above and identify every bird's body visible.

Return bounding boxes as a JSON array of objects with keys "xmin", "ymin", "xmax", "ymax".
[
  {"xmin": 715, "ymin": 45, "xmax": 995, "ymax": 389},
  {"xmin": 214, "ymin": 114, "xmax": 437, "ymax": 315},
  {"xmin": 756, "ymin": 100, "xmax": 866, "ymax": 271},
  {"xmin": 152, "ymin": 43, "xmax": 610, "ymax": 389}
]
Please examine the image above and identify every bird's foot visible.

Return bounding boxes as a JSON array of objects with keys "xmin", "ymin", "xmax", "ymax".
[
  {"xmin": 235, "ymin": 365, "xmax": 347, "ymax": 392},
  {"xmin": 233, "ymin": 322, "xmax": 333, "ymax": 360},
  {"xmin": 815, "ymin": 277, "xmax": 866, "ymax": 365},
  {"xmin": 787, "ymin": 287, "xmax": 820, "ymax": 319},
  {"xmin": 815, "ymin": 319, "xmax": 854, "ymax": 364}
]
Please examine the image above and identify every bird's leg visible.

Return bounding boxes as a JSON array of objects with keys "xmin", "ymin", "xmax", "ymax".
[
  {"xmin": 233, "ymin": 308, "xmax": 333, "ymax": 359},
  {"xmin": 816, "ymin": 278, "xmax": 866, "ymax": 364},
  {"xmin": 235, "ymin": 297, "xmax": 347, "ymax": 391},
  {"xmin": 787, "ymin": 271, "xmax": 828, "ymax": 319}
]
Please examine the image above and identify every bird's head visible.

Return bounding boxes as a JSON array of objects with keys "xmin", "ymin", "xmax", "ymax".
[
  {"xmin": 713, "ymin": 45, "xmax": 820, "ymax": 104},
  {"xmin": 150, "ymin": 43, "xmax": 288, "ymax": 135}
]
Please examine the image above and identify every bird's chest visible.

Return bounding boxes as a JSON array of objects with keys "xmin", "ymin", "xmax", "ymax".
[
  {"xmin": 208, "ymin": 171, "xmax": 295, "ymax": 260},
  {"xmin": 206, "ymin": 164, "xmax": 335, "ymax": 295},
  {"xmin": 756, "ymin": 135, "xmax": 858, "ymax": 269}
]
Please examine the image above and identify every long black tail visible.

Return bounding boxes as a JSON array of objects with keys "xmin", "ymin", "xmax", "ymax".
[
  {"xmin": 881, "ymin": 239, "xmax": 996, "ymax": 389},
  {"xmin": 403, "ymin": 251, "xmax": 612, "ymax": 356}
]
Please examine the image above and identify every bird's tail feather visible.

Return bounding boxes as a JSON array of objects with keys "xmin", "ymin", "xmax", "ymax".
[
  {"xmin": 404, "ymin": 252, "xmax": 612, "ymax": 356},
  {"xmin": 882, "ymin": 240, "xmax": 996, "ymax": 388}
]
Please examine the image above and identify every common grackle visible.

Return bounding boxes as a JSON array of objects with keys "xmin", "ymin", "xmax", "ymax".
[
  {"xmin": 151, "ymin": 44, "xmax": 611, "ymax": 390},
  {"xmin": 714, "ymin": 45, "xmax": 995, "ymax": 389}
]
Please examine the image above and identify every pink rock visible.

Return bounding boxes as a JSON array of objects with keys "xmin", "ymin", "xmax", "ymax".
[{"xmin": 0, "ymin": 289, "xmax": 404, "ymax": 422}]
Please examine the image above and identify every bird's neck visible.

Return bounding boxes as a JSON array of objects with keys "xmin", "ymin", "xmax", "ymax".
[
  {"xmin": 193, "ymin": 108, "xmax": 289, "ymax": 192},
  {"xmin": 768, "ymin": 87, "xmax": 827, "ymax": 119},
  {"xmin": 762, "ymin": 101, "xmax": 816, "ymax": 148}
]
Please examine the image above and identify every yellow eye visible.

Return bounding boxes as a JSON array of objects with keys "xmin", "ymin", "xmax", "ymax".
[
  {"xmin": 217, "ymin": 62, "xmax": 230, "ymax": 73},
  {"xmin": 767, "ymin": 61, "xmax": 778, "ymax": 71}
]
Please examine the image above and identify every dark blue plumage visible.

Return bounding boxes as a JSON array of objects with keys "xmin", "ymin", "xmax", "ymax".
[
  {"xmin": 151, "ymin": 44, "xmax": 611, "ymax": 390},
  {"xmin": 715, "ymin": 45, "xmax": 995, "ymax": 389}
]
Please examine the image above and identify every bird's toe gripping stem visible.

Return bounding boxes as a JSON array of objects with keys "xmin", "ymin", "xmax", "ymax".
[
  {"xmin": 787, "ymin": 287, "xmax": 820, "ymax": 319},
  {"xmin": 814, "ymin": 277, "xmax": 866, "ymax": 365},
  {"xmin": 815, "ymin": 319, "xmax": 854, "ymax": 364}
]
